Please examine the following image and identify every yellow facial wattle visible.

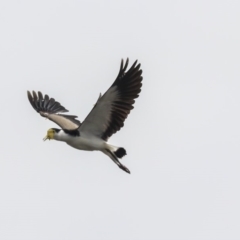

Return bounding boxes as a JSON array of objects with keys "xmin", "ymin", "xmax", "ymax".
[{"xmin": 43, "ymin": 129, "xmax": 55, "ymax": 141}]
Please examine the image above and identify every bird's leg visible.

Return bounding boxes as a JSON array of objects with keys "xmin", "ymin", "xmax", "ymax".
[{"xmin": 105, "ymin": 149, "xmax": 130, "ymax": 174}]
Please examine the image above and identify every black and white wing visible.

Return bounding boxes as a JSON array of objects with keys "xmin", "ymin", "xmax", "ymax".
[
  {"xmin": 27, "ymin": 91, "xmax": 81, "ymax": 130},
  {"xmin": 79, "ymin": 59, "xmax": 143, "ymax": 141}
]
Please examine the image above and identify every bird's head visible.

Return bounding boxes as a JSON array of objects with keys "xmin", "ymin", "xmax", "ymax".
[{"xmin": 43, "ymin": 128, "xmax": 60, "ymax": 141}]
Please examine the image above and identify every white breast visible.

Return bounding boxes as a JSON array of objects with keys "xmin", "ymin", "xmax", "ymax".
[
  {"xmin": 55, "ymin": 130, "xmax": 105, "ymax": 151},
  {"xmin": 66, "ymin": 135, "xmax": 105, "ymax": 151}
]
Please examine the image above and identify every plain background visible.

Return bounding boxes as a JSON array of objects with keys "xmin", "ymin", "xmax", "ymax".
[{"xmin": 1, "ymin": 0, "xmax": 240, "ymax": 239}]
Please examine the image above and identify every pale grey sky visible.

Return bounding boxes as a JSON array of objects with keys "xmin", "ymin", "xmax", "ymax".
[{"xmin": 1, "ymin": 0, "xmax": 240, "ymax": 239}]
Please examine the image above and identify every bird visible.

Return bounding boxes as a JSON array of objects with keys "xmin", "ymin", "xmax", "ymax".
[{"xmin": 27, "ymin": 59, "xmax": 143, "ymax": 174}]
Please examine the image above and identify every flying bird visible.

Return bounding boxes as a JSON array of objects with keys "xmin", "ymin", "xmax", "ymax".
[{"xmin": 27, "ymin": 59, "xmax": 143, "ymax": 174}]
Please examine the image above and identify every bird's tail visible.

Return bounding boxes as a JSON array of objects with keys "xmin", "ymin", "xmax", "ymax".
[{"xmin": 114, "ymin": 147, "xmax": 127, "ymax": 158}]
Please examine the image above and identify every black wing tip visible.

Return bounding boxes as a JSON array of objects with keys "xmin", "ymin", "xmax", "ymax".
[
  {"xmin": 120, "ymin": 58, "xmax": 139, "ymax": 70},
  {"xmin": 101, "ymin": 59, "xmax": 143, "ymax": 141},
  {"xmin": 27, "ymin": 90, "xmax": 32, "ymax": 101},
  {"xmin": 27, "ymin": 90, "xmax": 32, "ymax": 97},
  {"xmin": 114, "ymin": 58, "xmax": 142, "ymax": 85},
  {"xmin": 27, "ymin": 90, "xmax": 69, "ymax": 114},
  {"xmin": 27, "ymin": 90, "xmax": 38, "ymax": 111},
  {"xmin": 121, "ymin": 58, "xmax": 129, "ymax": 72}
]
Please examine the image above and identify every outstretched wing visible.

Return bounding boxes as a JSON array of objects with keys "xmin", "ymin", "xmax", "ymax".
[
  {"xmin": 79, "ymin": 59, "xmax": 143, "ymax": 141},
  {"xmin": 27, "ymin": 91, "xmax": 81, "ymax": 130}
]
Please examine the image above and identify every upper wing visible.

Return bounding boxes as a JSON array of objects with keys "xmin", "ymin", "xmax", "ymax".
[
  {"xmin": 79, "ymin": 59, "xmax": 143, "ymax": 141},
  {"xmin": 27, "ymin": 91, "xmax": 81, "ymax": 130}
]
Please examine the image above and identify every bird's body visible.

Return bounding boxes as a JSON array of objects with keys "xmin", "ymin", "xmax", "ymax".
[
  {"xmin": 27, "ymin": 59, "xmax": 143, "ymax": 174},
  {"xmin": 67, "ymin": 135, "xmax": 103, "ymax": 151},
  {"xmin": 57, "ymin": 130, "xmax": 105, "ymax": 151}
]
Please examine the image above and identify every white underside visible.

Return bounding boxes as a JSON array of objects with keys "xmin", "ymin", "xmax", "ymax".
[
  {"xmin": 54, "ymin": 130, "xmax": 117, "ymax": 152},
  {"xmin": 66, "ymin": 135, "xmax": 105, "ymax": 151}
]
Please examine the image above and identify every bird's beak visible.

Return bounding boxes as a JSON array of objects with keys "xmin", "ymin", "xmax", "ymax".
[{"xmin": 43, "ymin": 135, "xmax": 49, "ymax": 141}]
